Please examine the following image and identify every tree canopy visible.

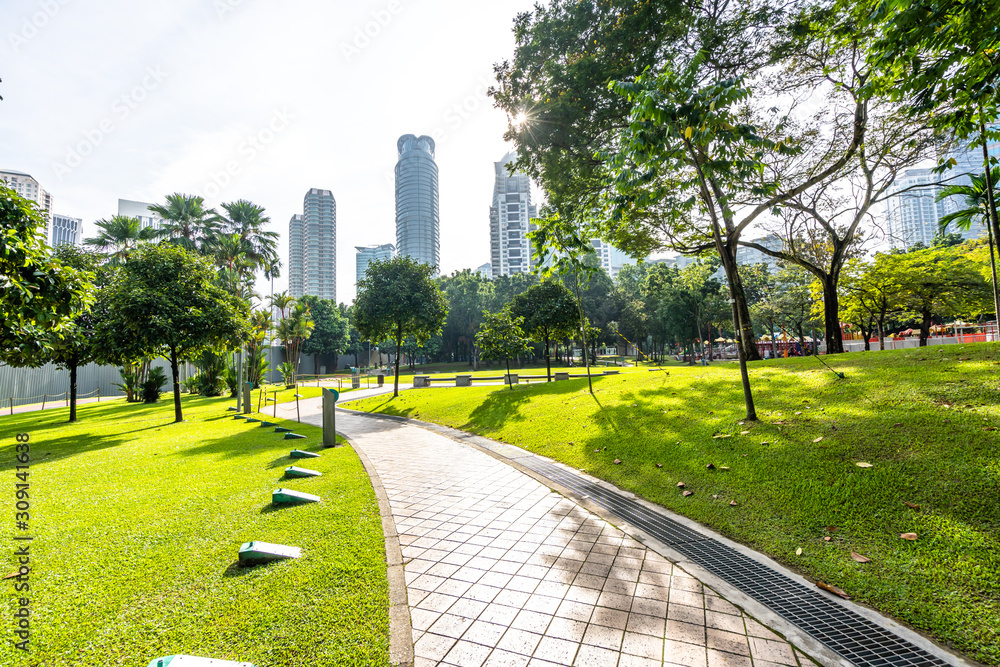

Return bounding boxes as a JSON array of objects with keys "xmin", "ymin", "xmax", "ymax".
[{"xmin": 354, "ymin": 256, "xmax": 449, "ymax": 396}]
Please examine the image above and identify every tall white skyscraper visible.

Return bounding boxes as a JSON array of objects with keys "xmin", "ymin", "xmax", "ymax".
[
  {"xmin": 489, "ymin": 152, "xmax": 538, "ymax": 277},
  {"xmin": 1, "ymin": 169, "xmax": 53, "ymax": 235},
  {"xmin": 51, "ymin": 214, "xmax": 83, "ymax": 246},
  {"xmin": 117, "ymin": 199, "xmax": 164, "ymax": 230},
  {"xmin": 886, "ymin": 134, "xmax": 1000, "ymax": 251},
  {"xmin": 395, "ymin": 135, "xmax": 440, "ymax": 270},
  {"xmin": 287, "ymin": 189, "xmax": 336, "ymax": 301},
  {"xmin": 356, "ymin": 243, "xmax": 396, "ymax": 286}
]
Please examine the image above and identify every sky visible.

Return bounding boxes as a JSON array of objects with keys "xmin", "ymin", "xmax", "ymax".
[{"xmin": 1, "ymin": 0, "xmax": 542, "ymax": 303}]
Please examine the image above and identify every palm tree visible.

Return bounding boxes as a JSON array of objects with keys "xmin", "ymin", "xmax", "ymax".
[
  {"xmin": 217, "ymin": 200, "xmax": 279, "ymax": 272},
  {"xmin": 937, "ymin": 167, "xmax": 1000, "ymax": 320},
  {"xmin": 276, "ymin": 301, "xmax": 314, "ymax": 382},
  {"xmin": 269, "ymin": 291, "xmax": 295, "ymax": 320},
  {"xmin": 83, "ymin": 215, "xmax": 157, "ymax": 264},
  {"xmin": 149, "ymin": 193, "xmax": 217, "ymax": 252}
]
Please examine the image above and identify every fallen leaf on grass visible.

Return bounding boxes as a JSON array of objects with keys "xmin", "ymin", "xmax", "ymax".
[
  {"xmin": 894, "ymin": 423, "xmax": 903, "ymax": 427},
  {"xmin": 712, "ymin": 494, "xmax": 719, "ymax": 499},
  {"xmin": 795, "ymin": 547, "xmax": 803, "ymax": 556},
  {"xmin": 613, "ymin": 459, "xmax": 622, "ymax": 465},
  {"xmin": 706, "ymin": 463, "xmax": 716, "ymax": 470},
  {"xmin": 795, "ymin": 411, "xmax": 803, "ymax": 415},
  {"xmin": 855, "ymin": 462, "xmax": 873, "ymax": 468},
  {"xmin": 823, "ymin": 536, "xmax": 831, "ymax": 542},
  {"xmin": 729, "ymin": 500, "xmax": 738, "ymax": 507},
  {"xmin": 985, "ymin": 427, "xmax": 997, "ymax": 432},
  {"xmin": 740, "ymin": 430, "xmax": 750, "ymax": 435},
  {"xmin": 813, "ymin": 436, "xmax": 824, "ymax": 443},
  {"xmin": 2, "ymin": 571, "xmax": 21, "ymax": 580},
  {"xmin": 760, "ymin": 441, "xmax": 771, "ymax": 446},
  {"xmin": 713, "ymin": 434, "xmax": 732, "ymax": 439},
  {"xmin": 851, "ymin": 552, "xmax": 871, "ymax": 563},
  {"xmin": 902, "ymin": 501, "xmax": 920, "ymax": 510},
  {"xmin": 900, "ymin": 533, "xmax": 918, "ymax": 541},
  {"xmin": 656, "ymin": 463, "xmax": 663, "ymax": 469},
  {"xmin": 682, "ymin": 490, "xmax": 694, "ymax": 497},
  {"xmin": 816, "ymin": 581, "xmax": 851, "ymax": 599},
  {"xmin": 677, "ymin": 482, "xmax": 686, "ymax": 488}
]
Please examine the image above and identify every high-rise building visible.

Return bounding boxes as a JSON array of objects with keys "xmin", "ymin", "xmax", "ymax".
[
  {"xmin": 287, "ymin": 189, "xmax": 336, "ymax": 300},
  {"xmin": 475, "ymin": 262, "xmax": 493, "ymax": 279},
  {"xmin": 886, "ymin": 134, "xmax": 999, "ymax": 251},
  {"xmin": 489, "ymin": 152, "xmax": 538, "ymax": 277},
  {"xmin": 395, "ymin": 135, "xmax": 440, "ymax": 270},
  {"xmin": 1, "ymin": 169, "xmax": 53, "ymax": 234},
  {"xmin": 51, "ymin": 214, "xmax": 83, "ymax": 246},
  {"xmin": 886, "ymin": 169, "xmax": 949, "ymax": 250},
  {"xmin": 288, "ymin": 214, "xmax": 304, "ymax": 298},
  {"xmin": 356, "ymin": 243, "xmax": 396, "ymax": 286}
]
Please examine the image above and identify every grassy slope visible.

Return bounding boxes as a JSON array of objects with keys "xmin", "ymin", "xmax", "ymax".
[
  {"xmin": 346, "ymin": 344, "xmax": 1000, "ymax": 665},
  {"xmin": 0, "ymin": 395, "xmax": 388, "ymax": 667}
]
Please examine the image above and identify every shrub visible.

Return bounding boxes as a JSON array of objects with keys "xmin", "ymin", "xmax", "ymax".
[{"xmin": 141, "ymin": 367, "xmax": 169, "ymax": 404}]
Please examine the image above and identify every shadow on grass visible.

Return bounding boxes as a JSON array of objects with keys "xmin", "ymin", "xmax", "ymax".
[{"xmin": 222, "ymin": 559, "xmax": 288, "ymax": 578}]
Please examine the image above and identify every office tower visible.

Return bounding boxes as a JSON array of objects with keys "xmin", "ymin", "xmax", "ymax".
[
  {"xmin": 287, "ymin": 189, "xmax": 336, "ymax": 300},
  {"xmin": 476, "ymin": 262, "xmax": 493, "ymax": 279},
  {"xmin": 489, "ymin": 152, "xmax": 537, "ymax": 277},
  {"xmin": 395, "ymin": 135, "xmax": 440, "ymax": 270},
  {"xmin": 886, "ymin": 134, "xmax": 1000, "ymax": 251},
  {"xmin": 356, "ymin": 243, "xmax": 396, "ymax": 286},
  {"xmin": 1, "ymin": 170, "xmax": 53, "ymax": 234},
  {"xmin": 288, "ymin": 214, "xmax": 304, "ymax": 298},
  {"xmin": 886, "ymin": 169, "xmax": 949, "ymax": 250},
  {"xmin": 51, "ymin": 214, "xmax": 83, "ymax": 246},
  {"xmin": 117, "ymin": 199, "xmax": 163, "ymax": 230}
]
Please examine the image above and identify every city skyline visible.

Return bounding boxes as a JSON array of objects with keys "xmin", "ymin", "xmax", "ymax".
[
  {"xmin": 0, "ymin": 0, "xmax": 542, "ymax": 304},
  {"xmin": 288, "ymin": 188, "xmax": 337, "ymax": 301}
]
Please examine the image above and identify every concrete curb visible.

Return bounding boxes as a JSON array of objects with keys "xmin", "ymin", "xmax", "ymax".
[
  {"xmin": 338, "ymin": 431, "xmax": 413, "ymax": 667},
  {"xmin": 337, "ymin": 408, "xmax": 977, "ymax": 667}
]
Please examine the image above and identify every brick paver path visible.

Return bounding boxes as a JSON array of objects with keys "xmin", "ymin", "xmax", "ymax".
[{"xmin": 319, "ymin": 410, "xmax": 812, "ymax": 667}]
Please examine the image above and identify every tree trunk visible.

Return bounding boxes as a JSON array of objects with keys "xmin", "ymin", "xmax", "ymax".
[
  {"xmin": 393, "ymin": 330, "xmax": 402, "ymax": 398},
  {"xmin": 720, "ymin": 252, "xmax": 762, "ymax": 362},
  {"xmin": 545, "ymin": 331, "xmax": 552, "ymax": 382},
  {"xmin": 978, "ymin": 110, "xmax": 1000, "ymax": 319},
  {"xmin": 170, "ymin": 346, "xmax": 183, "ymax": 422},
  {"xmin": 822, "ymin": 277, "xmax": 844, "ymax": 354},
  {"xmin": 68, "ymin": 357, "xmax": 78, "ymax": 423},
  {"xmin": 919, "ymin": 311, "xmax": 932, "ymax": 347},
  {"xmin": 505, "ymin": 356, "xmax": 513, "ymax": 392}
]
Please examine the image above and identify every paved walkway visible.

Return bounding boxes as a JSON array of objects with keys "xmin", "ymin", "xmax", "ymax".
[{"xmin": 297, "ymin": 402, "xmax": 810, "ymax": 667}]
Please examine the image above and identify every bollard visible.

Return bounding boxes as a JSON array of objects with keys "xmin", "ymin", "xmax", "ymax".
[
  {"xmin": 323, "ymin": 388, "xmax": 339, "ymax": 448},
  {"xmin": 243, "ymin": 382, "xmax": 253, "ymax": 415},
  {"xmin": 295, "ymin": 385, "xmax": 300, "ymax": 423},
  {"xmin": 273, "ymin": 390, "xmax": 278, "ymax": 418},
  {"xmin": 97, "ymin": 387, "xmax": 101, "ymax": 403},
  {"xmin": 41, "ymin": 395, "xmax": 46, "ymax": 411},
  {"xmin": 65, "ymin": 392, "xmax": 68, "ymax": 406},
  {"xmin": 9, "ymin": 398, "xmax": 12, "ymax": 415}
]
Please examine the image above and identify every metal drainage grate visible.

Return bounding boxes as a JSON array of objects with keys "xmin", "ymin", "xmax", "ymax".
[{"xmin": 513, "ymin": 456, "xmax": 949, "ymax": 667}]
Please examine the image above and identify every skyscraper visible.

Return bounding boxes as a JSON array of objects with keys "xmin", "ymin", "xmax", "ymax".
[
  {"xmin": 886, "ymin": 169, "xmax": 950, "ymax": 250},
  {"xmin": 287, "ymin": 189, "xmax": 336, "ymax": 300},
  {"xmin": 356, "ymin": 243, "xmax": 396, "ymax": 286},
  {"xmin": 489, "ymin": 152, "xmax": 537, "ymax": 277},
  {"xmin": 51, "ymin": 214, "xmax": 83, "ymax": 246},
  {"xmin": 288, "ymin": 214, "xmax": 304, "ymax": 298},
  {"xmin": 395, "ymin": 135, "xmax": 440, "ymax": 270},
  {"xmin": 1, "ymin": 169, "xmax": 53, "ymax": 235}
]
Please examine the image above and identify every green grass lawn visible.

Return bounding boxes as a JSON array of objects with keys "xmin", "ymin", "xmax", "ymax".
[
  {"xmin": 345, "ymin": 343, "xmax": 1000, "ymax": 664},
  {"xmin": 0, "ymin": 394, "xmax": 389, "ymax": 667}
]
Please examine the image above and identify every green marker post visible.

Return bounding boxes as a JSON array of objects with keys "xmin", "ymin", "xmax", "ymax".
[{"xmin": 323, "ymin": 387, "xmax": 339, "ymax": 448}]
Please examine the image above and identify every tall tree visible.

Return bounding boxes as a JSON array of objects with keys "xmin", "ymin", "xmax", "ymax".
[
  {"xmin": 510, "ymin": 281, "xmax": 579, "ymax": 382},
  {"xmin": 216, "ymin": 199, "xmax": 279, "ymax": 271},
  {"xmin": 42, "ymin": 246, "xmax": 108, "ymax": 422},
  {"xmin": 354, "ymin": 256, "xmax": 449, "ymax": 397},
  {"xmin": 97, "ymin": 244, "xmax": 250, "ymax": 422},
  {"xmin": 299, "ymin": 295, "xmax": 349, "ymax": 375},
  {"xmin": 1, "ymin": 185, "xmax": 92, "ymax": 367},
  {"xmin": 84, "ymin": 215, "xmax": 158, "ymax": 265}
]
